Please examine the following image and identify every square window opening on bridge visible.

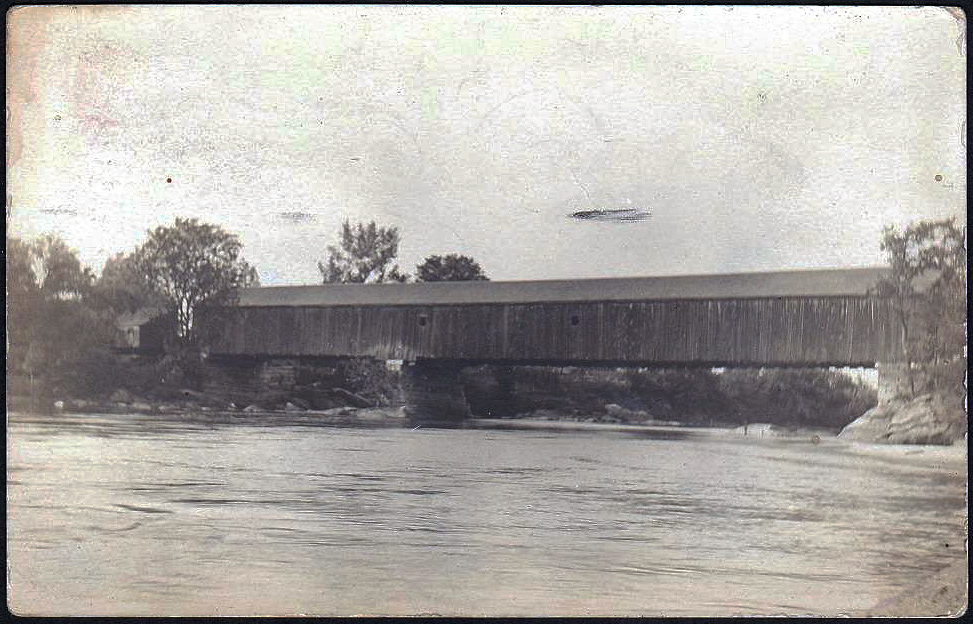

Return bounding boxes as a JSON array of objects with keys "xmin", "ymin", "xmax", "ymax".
[
  {"xmin": 570, "ymin": 314, "xmax": 580, "ymax": 326},
  {"xmin": 418, "ymin": 314, "xmax": 428, "ymax": 327}
]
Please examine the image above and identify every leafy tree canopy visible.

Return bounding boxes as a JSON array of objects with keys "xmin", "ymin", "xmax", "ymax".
[
  {"xmin": 415, "ymin": 254, "xmax": 489, "ymax": 282},
  {"xmin": 877, "ymin": 217, "xmax": 965, "ymax": 298},
  {"xmin": 6, "ymin": 234, "xmax": 98, "ymax": 341},
  {"xmin": 875, "ymin": 217, "xmax": 966, "ymax": 395},
  {"xmin": 8, "ymin": 234, "xmax": 96, "ymax": 301},
  {"xmin": 318, "ymin": 220, "xmax": 408, "ymax": 283},
  {"xmin": 90, "ymin": 250, "xmax": 167, "ymax": 314},
  {"xmin": 6, "ymin": 237, "xmax": 38, "ymax": 302},
  {"xmin": 136, "ymin": 218, "xmax": 259, "ymax": 344},
  {"xmin": 6, "ymin": 235, "xmax": 118, "ymax": 397}
]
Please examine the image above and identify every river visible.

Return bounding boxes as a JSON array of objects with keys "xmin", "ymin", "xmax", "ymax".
[{"xmin": 6, "ymin": 411, "xmax": 967, "ymax": 616}]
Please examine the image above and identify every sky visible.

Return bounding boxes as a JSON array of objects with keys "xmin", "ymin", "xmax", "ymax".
[{"xmin": 7, "ymin": 6, "xmax": 966, "ymax": 286}]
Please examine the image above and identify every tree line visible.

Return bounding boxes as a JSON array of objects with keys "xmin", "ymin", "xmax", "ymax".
[
  {"xmin": 6, "ymin": 215, "xmax": 964, "ymax": 409},
  {"xmin": 318, "ymin": 219, "xmax": 488, "ymax": 284}
]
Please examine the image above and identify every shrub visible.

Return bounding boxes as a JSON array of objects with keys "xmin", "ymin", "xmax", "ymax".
[
  {"xmin": 335, "ymin": 358, "xmax": 400, "ymax": 406},
  {"xmin": 719, "ymin": 368, "xmax": 877, "ymax": 430}
]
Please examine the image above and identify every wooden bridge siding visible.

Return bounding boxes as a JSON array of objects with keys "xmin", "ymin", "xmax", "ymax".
[
  {"xmin": 873, "ymin": 297, "xmax": 897, "ymax": 362},
  {"xmin": 206, "ymin": 296, "xmax": 902, "ymax": 364},
  {"xmin": 235, "ymin": 308, "xmax": 251, "ymax": 353},
  {"xmin": 280, "ymin": 307, "xmax": 297, "ymax": 355}
]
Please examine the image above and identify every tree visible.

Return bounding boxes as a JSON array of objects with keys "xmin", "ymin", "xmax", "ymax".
[
  {"xmin": 6, "ymin": 237, "xmax": 42, "ymax": 350},
  {"xmin": 318, "ymin": 220, "xmax": 408, "ymax": 283},
  {"xmin": 6, "ymin": 237, "xmax": 38, "ymax": 298},
  {"xmin": 136, "ymin": 218, "xmax": 259, "ymax": 345},
  {"xmin": 415, "ymin": 254, "xmax": 489, "ymax": 282},
  {"xmin": 6, "ymin": 234, "xmax": 99, "ymax": 341},
  {"xmin": 718, "ymin": 368, "xmax": 877, "ymax": 430},
  {"xmin": 23, "ymin": 296, "xmax": 121, "ymax": 398},
  {"xmin": 90, "ymin": 250, "xmax": 167, "ymax": 314},
  {"xmin": 29, "ymin": 234, "xmax": 95, "ymax": 300},
  {"xmin": 875, "ymin": 217, "xmax": 966, "ymax": 396},
  {"xmin": 6, "ymin": 235, "xmax": 119, "ymax": 399}
]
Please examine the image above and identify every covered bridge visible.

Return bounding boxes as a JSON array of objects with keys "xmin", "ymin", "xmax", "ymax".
[{"xmin": 205, "ymin": 267, "xmax": 902, "ymax": 368}]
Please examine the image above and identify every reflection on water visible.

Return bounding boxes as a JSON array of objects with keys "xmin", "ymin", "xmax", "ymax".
[{"xmin": 6, "ymin": 412, "xmax": 967, "ymax": 616}]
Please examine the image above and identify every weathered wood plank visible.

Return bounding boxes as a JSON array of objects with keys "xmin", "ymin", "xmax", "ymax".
[{"xmin": 205, "ymin": 294, "xmax": 900, "ymax": 365}]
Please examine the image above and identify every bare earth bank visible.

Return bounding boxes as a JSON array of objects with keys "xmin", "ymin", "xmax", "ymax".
[{"xmin": 865, "ymin": 558, "xmax": 968, "ymax": 617}]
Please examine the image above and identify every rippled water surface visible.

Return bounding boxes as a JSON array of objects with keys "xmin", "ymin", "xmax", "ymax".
[{"xmin": 7, "ymin": 412, "xmax": 967, "ymax": 616}]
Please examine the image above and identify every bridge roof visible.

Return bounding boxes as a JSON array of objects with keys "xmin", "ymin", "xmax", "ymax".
[{"xmin": 235, "ymin": 267, "xmax": 891, "ymax": 307}]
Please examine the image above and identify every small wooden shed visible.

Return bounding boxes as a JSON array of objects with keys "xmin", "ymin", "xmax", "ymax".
[{"xmin": 115, "ymin": 307, "xmax": 172, "ymax": 353}]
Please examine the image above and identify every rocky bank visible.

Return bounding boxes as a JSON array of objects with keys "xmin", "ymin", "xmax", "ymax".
[
  {"xmin": 838, "ymin": 392, "xmax": 966, "ymax": 446},
  {"xmin": 3, "ymin": 385, "xmax": 408, "ymax": 424}
]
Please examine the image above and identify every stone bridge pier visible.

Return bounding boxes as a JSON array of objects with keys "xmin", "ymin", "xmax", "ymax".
[{"xmin": 400, "ymin": 360, "xmax": 472, "ymax": 422}]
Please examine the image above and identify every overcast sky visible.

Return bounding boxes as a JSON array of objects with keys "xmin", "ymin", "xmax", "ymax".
[{"xmin": 7, "ymin": 6, "xmax": 966, "ymax": 285}]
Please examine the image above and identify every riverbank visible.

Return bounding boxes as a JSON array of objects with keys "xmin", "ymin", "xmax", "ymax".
[
  {"xmin": 4, "ymin": 394, "xmax": 808, "ymax": 439},
  {"xmin": 839, "ymin": 392, "xmax": 967, "ymax": 446},
  {"xmin": 471, "ymin": 416, "xmax": 842, "ymax": 441},
  {"xmin": 8, "ymin": 391, "xmax": 968, "ymax": 458},
  {"xmin": 6, "ymin": 404, "xmax": 409, "ymax": 429},
  {"xmin": 6, "ymin": 392, "xmax": 392, "ymax": 418},
  {"xmin": 866, "ymin": 558, "xmax": 968, "ymax": 616},
  {"xmin": 8, "ymin": 362, "xmax": 890, "ymax": 439}
]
